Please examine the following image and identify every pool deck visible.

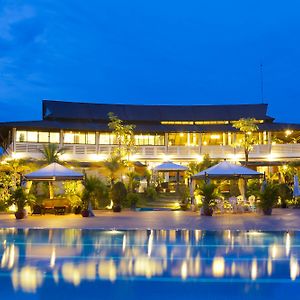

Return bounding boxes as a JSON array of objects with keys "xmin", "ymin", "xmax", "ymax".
[{"xmin": 0, "ymin": 208, "xmax": 300, "ymax": 230}]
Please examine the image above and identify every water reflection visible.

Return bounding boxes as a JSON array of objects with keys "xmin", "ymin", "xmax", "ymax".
[{"xmin": 0, "ymin": 229, "xmax": 300, "ymax": 294}]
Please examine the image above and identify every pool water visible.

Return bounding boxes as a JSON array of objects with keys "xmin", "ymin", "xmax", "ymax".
[{"xmin": 0, "ymin": 229, "xmax": 299, "ymax": 299}]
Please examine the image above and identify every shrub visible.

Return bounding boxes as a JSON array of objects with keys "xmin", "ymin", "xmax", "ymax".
[
  {"xmin": 145, "ymin": 186, "xmax": 157, "ymax": 201},
  {"xmin": 126, "ymin": 192, "xmax": 140, "ymax": 209},
  {"xmin": 82, "ymin": 176, "xmax": 109, "ymax": 209},
  {"xmin": 277, "ymin": 183, "xmax": 292, "ymax": 208},
  {"xmin": 111, "ymin": 181, "xmax": 127, "ymax": 208},
  {"xmin": 7, "ymin": 187, "xmax": 35, "ymax": 212},
  {"xmin": 258, "ymin": 182, "xmax": 279, "ymax": 213},
  {"xmin": 246, "ymin": 179, "xmax": 261, "ymax": 198},
  {"xmin": 197, "ymin": 182, "xmax": 219, "ymax": 216}
]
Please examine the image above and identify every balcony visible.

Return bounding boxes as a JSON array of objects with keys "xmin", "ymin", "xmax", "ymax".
[{"xmin": 9, "ymin": 142, "xmax": 300, "ymax": 162}]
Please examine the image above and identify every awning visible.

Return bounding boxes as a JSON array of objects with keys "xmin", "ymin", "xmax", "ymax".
[
  {"xmin": 24, "ymin": 163, "xmax": 84, "ymax": 181},
  {"xmin": 153, "ymin": 161, "xmax": 188, "ymax": 172},
  {"xmin": 193, "ymin": 161, "xmax": 263, "ymax": 179}
]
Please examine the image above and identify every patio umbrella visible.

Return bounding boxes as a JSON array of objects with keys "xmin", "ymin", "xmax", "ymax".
[
  {"xmin": 24, "ymin": 163, "xmax": 84, "ymax": 181},
  {"xmin": 293, "ymin": 175, "xmax": 300, "ymax": 198},
  {"xmin": 153, "ymin": 161, "xmax": 188, "ymax": 172},
  {"xmin": 192, "ymin": 161, "xmax": 262, "ymax": 179}
]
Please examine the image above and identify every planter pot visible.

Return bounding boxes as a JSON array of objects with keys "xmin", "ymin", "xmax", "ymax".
[
  {"xmin": 180, "ymin": 204, "xmax": 188, "ymax": 211},
  {"xmin": 113, "ymin": 205, "xmax": 121, "ymax": 212},
  {"xmin": 74, "ymin": 206, "xmax": 82, "ymax": 215},
  {"xmin": 263, "ymin": 208, "xmax": 272, "ymax": 215},
  {"xmin": 81, "ymin": 210, "xmax": 89, "ymax": 217},
  {"xmin": 15, "ymin": 211, "xmax": 25, "ymax": 220}
]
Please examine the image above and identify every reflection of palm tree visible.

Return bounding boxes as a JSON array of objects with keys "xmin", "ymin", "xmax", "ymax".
[
  {"xmin": 103, "ymin": 156, "xmax": 123, "ymax": 185},
  {"xmin": 40, "ymin": 144, "xmax": 65, "ymax": 199}
]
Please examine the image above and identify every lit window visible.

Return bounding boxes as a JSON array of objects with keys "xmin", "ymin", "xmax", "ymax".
[
  {"xmin": 99, "ymin": 133, "xmax": 111, "ymax": 144},
  {"xmin": 74, "ymin": 133, "xmax": 85, "ymax": 144},
  {"xmin": 50, "ymin": 132, "xmax": 60, "ymax": 143},
  {"xmin": 86, "ymin": 132, "xmax": 96, "ymax": 144},
  {"xmin": 16, "ymin": 131, "xmax": 26, "ymax": 142},
  {"xmin": 39, "ymin": 132, "xmax": 49, "ymax": 143},
  {"xmin": 27, "ymin": 131, "xmax": 38, "ymax": 142},
  {"xmin": 64, "ymin": 132, "xmax": 74, "ymax": 144}
]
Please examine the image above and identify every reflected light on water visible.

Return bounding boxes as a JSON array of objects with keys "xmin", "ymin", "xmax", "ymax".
[
  {"xmin": 181, "ymin": 261, "xmax": 187, "ymax": 280},
  {"xmin": 290, "ymin": 256, "xmax": 299, "ymax": 281},
  {"xmin": 148, "ymin": 230, "xmax": 153, "ymax": 257},
  {"xmin": 50, "ymin": 247, "xmax": 56, "ymax": 268},
  {"xmin": 251, "ymin": 258, "xmax": 258, "ymax": 280},
  {"xmin": 286, "ymin": 232, "xmax": 291, "ymax": 256},
  {"xmin": 99, "ymin": 260, "xmax": 117, "ymax": 282},
  {"xmin": 12, "ymin": 266, "xmax": 43, "ymax": 293},
  {"xmin": 212, "ymin": 257, "xmax": 225, "ymax": 278}
]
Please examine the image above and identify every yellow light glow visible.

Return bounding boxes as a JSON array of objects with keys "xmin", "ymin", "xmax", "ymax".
[
  {"xmin": 195, "ymin": 155, "xmax": 203, "ymax": 162},
  {"xmin": 203, "ymin": 141, "xmax": 207, "ymax": 146},
  {"xmin": 285, "ymin": 130, "xmax": 293, "ymax": 136},
  {"xmin": 211, "ymin": 135, "xmax": 220, "ymax": 139}
]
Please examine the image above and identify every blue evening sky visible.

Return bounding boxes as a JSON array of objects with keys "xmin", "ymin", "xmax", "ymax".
[{"xmin": 0, "ymin": 0, "xmax": 299, "ymax": 123}]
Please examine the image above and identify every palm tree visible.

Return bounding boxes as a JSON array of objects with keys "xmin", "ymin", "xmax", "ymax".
[
  {"xmin": 103, "ymin": 156, "xmax": 124, "ymax": 185},
  {"xmin": 40, "ymin": 143, "xmax": 65, "ymax": 164},
  {"xmin": 40, "ymin": 143, "xmax": 65, "ymax": 199}
]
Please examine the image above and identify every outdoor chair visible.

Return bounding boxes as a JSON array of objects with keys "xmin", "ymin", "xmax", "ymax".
[
  {"xmin": 215, "ymin": 199, "xmax": 225, "ymax": 214},
  {"xmin": 248, "ymin": 195, "xmax": 256, "ymax": 212},
  {"xmin": 31, "ymin": 204, "xmax": 44, "ymax": 215},
  {"xmin": 229, "ymin": 196, "xmax": 238, "ymax": 213}
]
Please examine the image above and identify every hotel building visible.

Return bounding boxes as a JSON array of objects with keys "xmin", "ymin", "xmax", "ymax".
[{"xmin": 0, "ymin": 100, "xmax": 300, "ymax": 170}]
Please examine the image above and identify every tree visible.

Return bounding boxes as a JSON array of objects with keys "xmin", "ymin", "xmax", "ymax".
[
  {"xmin": 186, "ymin": 154, "xmax": 217, "ymax": 177},
  {"xmin": 103, "ymin": 156, "xmax": 125, "ymax": 185},
  {"xmin": 108, "ymin": 112, "xmax": 136, "ymax": 161},
  {"xmin": 40, "ymin": 143, "xmax": 65, "ymax": 164},
  {"xmin": 82, "ymin": 176, "xmax": 109, "ymax": 209},
  {"xmin": 40, "ymin": 143, "xmax": 65, "ymax": 199},
  {"xmin": 232, "ymin": 118, "xmax": 259, "ymax": 166}
]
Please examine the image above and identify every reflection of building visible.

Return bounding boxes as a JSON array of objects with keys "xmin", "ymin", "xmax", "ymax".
[
  {"xmin": 0, "ymin": 229, "xmax": 299, "ymax": 294},
  {"xmin": 1, "ymin": 100, "xmax": 300, "ymax": 169}
]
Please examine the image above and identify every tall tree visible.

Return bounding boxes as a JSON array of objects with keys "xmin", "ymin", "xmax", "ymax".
[
  {"xmin": 232, "ymin": 118, "xmax": 259, "ymax": 166},
  {"xmin": 108, "ymin": 112, "xmax": 136, "ymax": 161}
]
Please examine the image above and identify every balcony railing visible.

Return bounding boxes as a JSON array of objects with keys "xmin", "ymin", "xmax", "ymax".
[{"xmin": 10, "ymin": 142, "xmax": 300, "ymax": 161}]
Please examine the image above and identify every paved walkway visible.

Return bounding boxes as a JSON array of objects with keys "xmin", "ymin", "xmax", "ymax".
[{"xmin": 0, "ymin": 208, "xmax": 300, "ymax": 230}]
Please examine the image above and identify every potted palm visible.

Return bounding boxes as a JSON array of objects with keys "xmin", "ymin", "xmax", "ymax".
[
  {"xmin": 198, "ymin": 182, "xmax": 219, "ymax": 216},
  {"xmin": 8, "ymin": 187, "xmax": 35, "ymax": 219},
  {"xmin": 258, "ymin": 182, "xmax": 279, "ymax": 215},
  {"xmin": 111, "ymin": 181, "xmax": 127, "ymax": 212},
  {"xmin": 80, "ymin": 190, "xmax": 89, "ymax": 217}
]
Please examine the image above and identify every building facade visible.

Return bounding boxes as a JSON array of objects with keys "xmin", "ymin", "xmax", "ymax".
[{"xmin": 1, "ymin": 100, "xmax": 300, "ymax": 170}]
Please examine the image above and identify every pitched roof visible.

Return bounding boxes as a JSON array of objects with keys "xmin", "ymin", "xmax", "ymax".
[{"xmin": 43, "ymin": 100, "xmax": 272, "ymax": 122}]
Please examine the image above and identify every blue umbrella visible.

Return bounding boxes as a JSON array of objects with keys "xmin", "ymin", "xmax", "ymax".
[{"xmin": 293, "ymin": 175, "xmax": 300, "ymax": 198}]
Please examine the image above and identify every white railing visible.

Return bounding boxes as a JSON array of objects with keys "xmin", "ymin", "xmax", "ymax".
[{"xmin": 11, "ymin": 142, "xmax": 300, "ymax": 161}]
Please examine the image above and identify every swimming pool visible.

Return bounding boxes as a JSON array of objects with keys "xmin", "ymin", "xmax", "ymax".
[{"xmin": 0, "ymin": 229, "xmax": 299, "ymax": 299}]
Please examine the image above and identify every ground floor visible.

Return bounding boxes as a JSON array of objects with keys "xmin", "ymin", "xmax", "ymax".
[{"xmin": 1, "ymin": 209, "xmax": 300, "ymax": 230}]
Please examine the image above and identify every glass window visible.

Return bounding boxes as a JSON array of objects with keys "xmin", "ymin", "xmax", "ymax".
[
  {"xmin": 99, "ymin": 133, "xmax": 111, "ymax": 144},
  {"xmin": 202, "ymin": 133, "xmax": 222, "ymax": 146},
  {"xmin": 27, "ymin": 131, "xmax": 38, "ymax": 142},
  {"xmin": 74, "ymin": 133, "xmax": 85, "ymax": 144},
  {"xmin": 64, "ymin": 132, "xmax": 74, "ymax": 144},
  {"xmin": 39, "ymin": 132, "xmax": 49, "ymax": 143},
  {"xmin": 50, "ymin": 132, "xmax": 60, "ymax": 143},
  {"xmin": 86, "ymin": 132, "xmax": 96, "ymax": 144},
  {"xmin": 16, "ymin": 131, "xmax": 26, "ymax": 142}
]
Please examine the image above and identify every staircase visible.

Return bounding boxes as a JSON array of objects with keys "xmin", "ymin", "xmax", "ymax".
[{"xmin": 144, "ymin": 193, "xmax": 181, "ymax": 210}]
